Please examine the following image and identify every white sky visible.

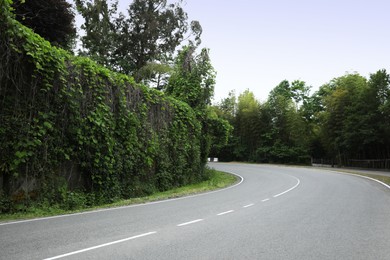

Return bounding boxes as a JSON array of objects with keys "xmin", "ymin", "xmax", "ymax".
[
  {"xmin": 183, "ymin": 0, "xmax": 390, "ymax": 102},
  {"xmin": 73, "ymin": 0, "xmax": 390, "ymax": 103}
]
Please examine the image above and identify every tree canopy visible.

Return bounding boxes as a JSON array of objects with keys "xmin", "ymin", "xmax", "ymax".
[
  {"xmin": 12, "ymin": 0, "xmax": 76, "ymax": 49},
  {"xmin": 76, "ymin": 0, "xmax": 202, "ymax": 80},
  {"xmin": 214, "ymin": 70, "xmax": 390, "ymax": 168}
]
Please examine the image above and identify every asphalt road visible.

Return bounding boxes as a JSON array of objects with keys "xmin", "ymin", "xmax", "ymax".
[{"xmin": 1, "ymin": 163, "xmax": 390, "ymax": 260}]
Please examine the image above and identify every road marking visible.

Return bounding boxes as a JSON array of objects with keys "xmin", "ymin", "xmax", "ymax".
[
  {"xmin": 329, "ymin": 170, "xmax": 390, "ymax": 190},
  {"xmin": 273, "ymin": 176, "xmax": 301, "ymax": 198},
  {"xmin": 217, "ymin": 210, "xmax": 234, "ymax": 216},
  {"xmin": 177, "ymin": 219, "xmax": 204, "ymax": 227},
  {"xmin": 243, "ymin": 203, "xmax": 254, "ymax": 208},
  {"xmin": 262, "ymin": 198, "xmax": 270, "ymax": 202},
  {"xmin": 0, "ymin": 172, "xmax": 244, "ymax": 227},
  {"xmin": 42, "ymin": 231, "xmax": 157, "ymax": 260}
]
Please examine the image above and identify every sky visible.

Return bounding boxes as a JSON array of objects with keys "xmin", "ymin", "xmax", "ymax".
[{"xmin": 74, "ymin": 0, "xmax": 390, "ymax": 103}]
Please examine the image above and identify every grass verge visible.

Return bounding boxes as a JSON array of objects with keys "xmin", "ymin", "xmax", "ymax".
[{"xmin": 0, "ymin": 169, "xmax": 238, "ymax": 222}]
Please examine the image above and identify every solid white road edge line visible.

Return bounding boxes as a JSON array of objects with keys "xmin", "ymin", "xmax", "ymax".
[
  {"xmin": 0, "ymin": 171, "xmax": 244, "ymax": 226},
  {"xmin": 42, "ymin": 231, "xmax": 157, "ymax": 260},
  {"xmin": 177, "ymin": 219, "xmax": 204, "ymax": 227},
  {"xmin": 243, "ymin": 204, "xmax": 254, "ymax": 208},
  {"xmin": 273, "ymin": 176, "xmax": 301, "ymax": 198},
  {"xmin": 327, "ymin": 170, "xmax": 390, "ymax": 190},
  {"xmin": 217, "ymin": 210, "xmax": 234, "ymax": 216},
  {"xmin": 349, "ymin": 174, "xmax": 390, "ymax": 190}
]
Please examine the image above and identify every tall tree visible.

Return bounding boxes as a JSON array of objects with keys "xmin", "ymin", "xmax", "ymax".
[
  {"xmin": 257, "ymin": 80, "xmax": 311, "ymax": 164},
  {"xmin": 75, "ymin": 0, "xmax": 118, "ymax": 67},
  {"xmin": 357, "ymin": 70, "xmax": 390, "ymax": 159},
  {"xmin": 217, "ymin": 90, "xmax": 236, "ymax": 122},
  {"xmin": 320, "ymin": 73, "xmax": 367, "ymax": 164},
  {"xmin": 76, "ymin": 0, "xmax": 202, "ymax": 78},
  {"xmin": 166, "ymin": 46, "xmax": 215, "ymax": 109},
  {"xmin": 115, "ymin": 0, "xmax": 195, "ymax": 75},
  {"xmin": 166, "ymin": 45, "xmax": 217, "ymax": 166},
  {"xmin": 234, "ymin": 89, "xmax": 261, "ymax": 161},
  {"xmin": 12, "ymin": 0, "xmax": 76, "ymax": 49},
  {"xmin": 268, "ymin": 79, "xmax": 310, "ymax": 106},
  {"xmin": 210, "ymin": 91, "xmax": 237, "ymax": 161}
]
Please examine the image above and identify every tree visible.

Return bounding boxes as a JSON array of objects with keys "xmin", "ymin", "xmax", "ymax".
[
  {"xmin": 368, "ymin": 69, "xmax": 390, "ymax": 119},
  {"xmin": 268, "ymin": 79, "xmax": 310, "ymax": 106},
  {"xmin": 76, "ymin": 0, "xmax": 202, "ymax": 78},
  {"xmin": 75, "ymin": 0, "xmax": 118, "ymax": 67},
  {"xmin": 234, "ymin": 89, "xmax": 262, "ymax": 161},
  {"xmin": 217, "ymin": 90, "xmax": 236, "ymax": 122},
  {"xmin": 357, "ymin": 70, "xmax": 390, "ymax": 159},
  {"xmin": 207, "ymin": 107, "xmax": 233, "ymax": 159},
  {"xmin": 115, "ymin": 0, "xmax": 197, "ymax": 75},
  {"xmin": 166, "ymin": 45, "xmax": 218, "ymax": 166},
  {"xmin": 210, "ymin": 91, "xmax": 237, "ymax": 161},
  {"xmin": 214, "ymin": 83, "xmax": 312, "ymax": 164},
  {"xmin": 135, "ymin": 61, "xmax": 172, "ymax": 90},
  {"xmin": 12, "ymin": 0, "xmax": 76, "ymax": 50},
  {"xmin": 166, "ymin": 46, "xmax": 215, "ymax": 109},
  {"xmin": 211, "ymin": 70, "xmax": 390, "ymax": 167},
  {"xmin": 320, "ymin": 73, "xmax": 368, "ymax": 164},
  {"xmin": 256, "ymin": 80, "xmax": 312, "ymax": 164}
]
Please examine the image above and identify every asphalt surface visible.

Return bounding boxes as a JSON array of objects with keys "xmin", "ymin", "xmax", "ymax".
[
  {"xmin": 1, "ymin": 163, "xmax": 390, "ymax": 260},
  {"xmin": 314, "ymin": 166, "xmax": 390, "ymax": 177}
]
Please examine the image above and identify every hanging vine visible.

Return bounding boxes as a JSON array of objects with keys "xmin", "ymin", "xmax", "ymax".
[{"xmin": 0, "ymin": 0, "xmax": 203, "ymax": 213}]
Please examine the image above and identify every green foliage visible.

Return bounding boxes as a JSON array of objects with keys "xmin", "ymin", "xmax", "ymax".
[
  {"xmin": 76, "ymin": 0, "xmax": 202, "ymax": 79},
  {"xmin": 166, "ymin": 46, "xmax": 215, "ymax": 109},
  {"xmin": 316, "ymin": 72, "xmax": 390, "ymax": 164},
  {"xmin": 217, "ymin": 90, "xmax": 236, "ymax": 122},
  {"xmin": 12, "ymin": 0, "xmax": 76, "ymax": 50},
  {"xmin": 215, "ymin": 84, "xmax": 312, "ymax": 164},
  {"xmin": 207, "ymin": 107, "xmax": 233, "ymax": 157},
  {"xmin": 215, "ymin": 71, "xmax": 390, "ymax": 168},
  {"xmin": 166, "ymin": 45, "xmax": 222, "ymax": 168},
  {"xmin": 136, "ymin": 62, "xmax": 172, "ymax": 89},
  {"xmin": 234, "ymin": 90, "xmax": 262, "ymax": 160},
  {"xmin": 75, "ymin": 0, "xmax": 118, "ymax": 67},
  {"xmin": 0, "ymin": 169, "xmax": 237, "ymax": 221},
  {"xmin": 0, "ymin": 2, "xmax": 204, "ymax": 213},
  {"xmin": 115, "ymin": 0, "xmax": 196, "ymax": 74}
]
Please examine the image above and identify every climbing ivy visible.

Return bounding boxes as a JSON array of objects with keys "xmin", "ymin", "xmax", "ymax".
[{"xmin": 0, "ymin": 1, "xmax": 203, "ymax": 212}]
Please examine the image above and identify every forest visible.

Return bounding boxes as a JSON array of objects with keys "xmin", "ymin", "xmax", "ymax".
[
  {"xmin": 0, "ymin": 0, "xmax": 389, "ymax": 214},
  {"xmin": 211, "ymin": 72, "xmax": 390, "ymax": 169}
]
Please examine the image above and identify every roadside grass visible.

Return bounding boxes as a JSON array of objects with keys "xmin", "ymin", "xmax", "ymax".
[{"xmin": 0, "ymin": 169, "xmax": 238, "ymax": 222}]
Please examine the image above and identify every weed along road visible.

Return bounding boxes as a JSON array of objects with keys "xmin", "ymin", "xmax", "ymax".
[{"xmin": 1, "ymin": 163, "xmax": 390, "ymax": 259}]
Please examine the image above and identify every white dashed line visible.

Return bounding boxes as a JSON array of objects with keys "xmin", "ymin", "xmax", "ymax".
[
  {"xmin": 43, "ymin": 231, "xmax": 157, "ymax": 260},
  {"xmin": 177, "ymin": 219, "xmax": 204, "ymax": 227},
  {"xmin": 262, "ymin": 198, "xmax": 270, "ymax": 202},
  {"xmin": 243, "ymin": 204, "xmax": 254, "ymax": 208},
  {"xmin": 217, "ymin": 210, "xmax": 234, "ymax": 216}
]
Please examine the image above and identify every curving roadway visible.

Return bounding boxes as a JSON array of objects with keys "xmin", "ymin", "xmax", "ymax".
[{"xmin": 1, "ymin": 163, "xmax": 390, "ymax": 259}]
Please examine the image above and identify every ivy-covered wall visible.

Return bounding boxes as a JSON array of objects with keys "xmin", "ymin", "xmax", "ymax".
[{"xmin": 0, "ymin": 1, "xmax": 204, "ymax": 211}]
